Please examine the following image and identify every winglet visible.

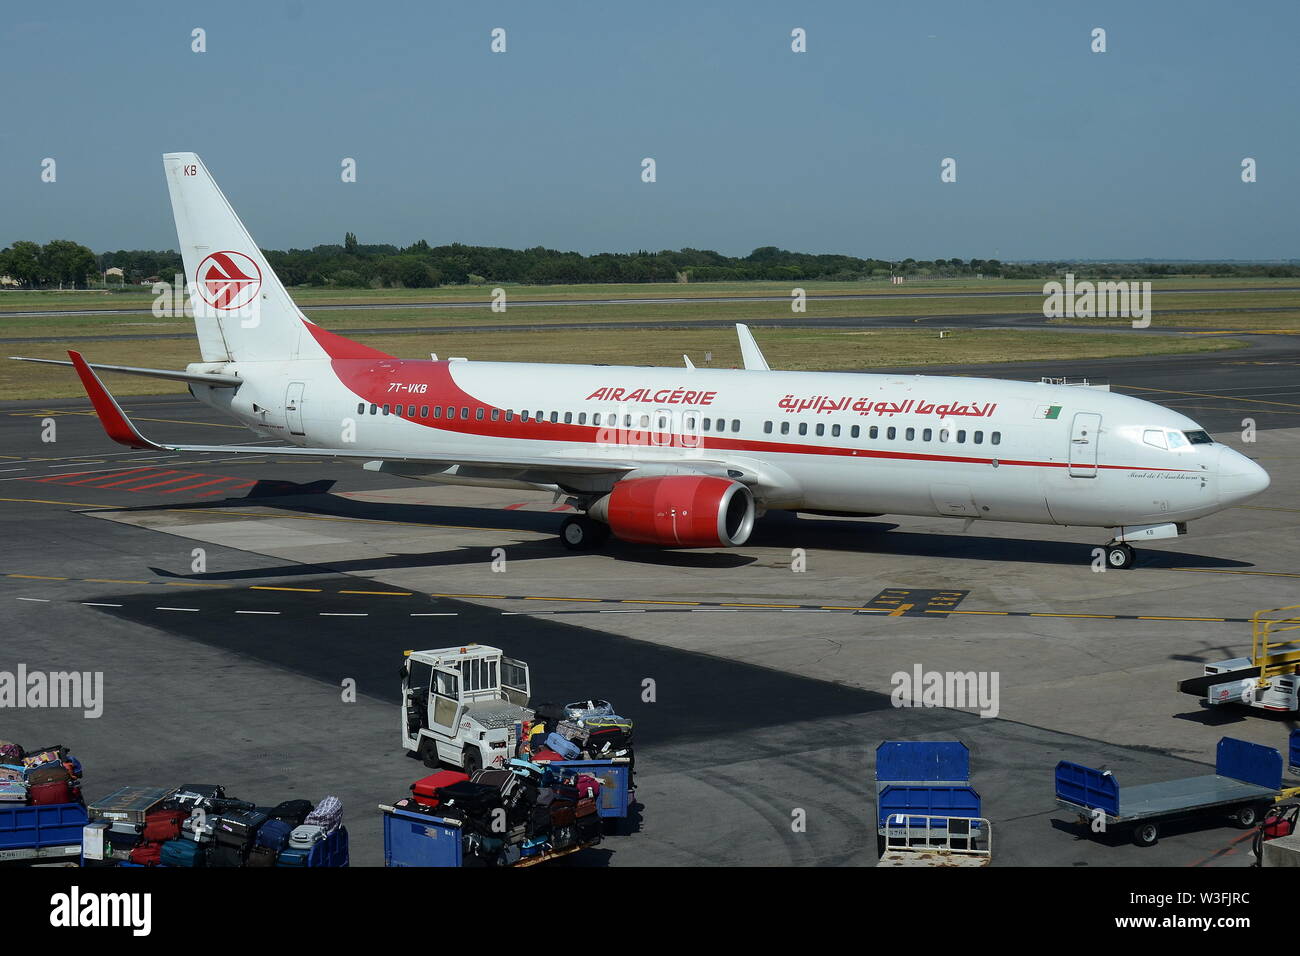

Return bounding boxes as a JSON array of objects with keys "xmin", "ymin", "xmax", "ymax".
[
  {"xmin": 66, "ymin": 350, "xmax": 162, "ymax": 450},
  {"xmin": 736, "ymin": 324, "xmax": 770, "ymax": 371}
]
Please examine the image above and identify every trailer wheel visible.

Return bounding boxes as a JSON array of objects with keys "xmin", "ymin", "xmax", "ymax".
[
  {"xmin": 1132, "ymin": 822, "xmax": 1159, "ymax": 847},
  {"xmin": 1235, "ymin": 804, "xmax": 1262, "ymax": 828}
]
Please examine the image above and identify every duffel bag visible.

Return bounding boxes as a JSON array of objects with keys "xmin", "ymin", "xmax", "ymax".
[{"xmin": 304, "ymin": 794, "xmax": 343, "ymax": 833}]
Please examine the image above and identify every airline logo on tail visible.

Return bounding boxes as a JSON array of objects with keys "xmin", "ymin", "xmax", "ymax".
[{"xmin": 196, "ymin": 251, "xmax": 261, "ymax": 311}]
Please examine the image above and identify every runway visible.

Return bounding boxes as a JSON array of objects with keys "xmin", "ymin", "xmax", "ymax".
[{"xmin": 2, "ymin": 345, "xmax": 1298, "ymax": 866}]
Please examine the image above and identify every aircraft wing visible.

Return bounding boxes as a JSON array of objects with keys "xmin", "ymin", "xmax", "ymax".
[{"xmin": 65, "ymin": 350, "xmax": 732, "ymax": 480}]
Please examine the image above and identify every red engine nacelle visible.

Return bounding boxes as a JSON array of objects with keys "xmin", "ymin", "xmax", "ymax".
[{"xmin": 590, "ymin": 475, "xmax": 756, "ymax": 547}]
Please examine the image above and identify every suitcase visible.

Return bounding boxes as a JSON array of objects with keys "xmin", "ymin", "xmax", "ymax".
[
  {"xmin": 276, "ymin": 847, "xmax": 311, "ymax": 867},
  {"xmin": 207, "ymin": 844, "xmax": 246, "ymax": 867},
  {"xmin": 554, "ymin": 720, "xmax": 588, "ymax": 742},
  {"xmin": 472, "ymin": 769, "xmax": 523, "ymax": 807},
  {"xmin": 411, "ymin": 770, "xmax": 470, "ymax": 808},
  {"xmin": 549, "ymin": 801, "xmax": 576, "ymax": 827},
  {"xmin": 564, "ymin": 699, "xmax": 614, "ymax": 723},
  {"xmin": 30, "ymin": 780, "xmax": 72, "ymax": 805},
  {"xmin": 129, "ymin": 842, "xmax": 162, "ymax": 866},
  {"xmin": 585, "ymin": 728, "xmax": 633, "ymax": 755},
  {"xmin": 434, "ymin": 781, "xmax": 502, "ymax": 816},
  {"xmin": 215, "ymin": 808, "xmax": 268, "ymax": 848},
  {"xmin": 267, "ymin": 799, "xmax": 315, "ymax": 826},
  {"xmin": 256, "ymin": 818, "xmax": 292, "ymax": 851},
  {"xmin": 575, "ymin": 797, "xmax": 597, "ymax": 818},
  {"xmin": 290, "ymin": 824, "xmax": 325, "ymax": 849},
  {"xmin": 165, "ymin": 784, "xmax": 225, "ymax": 811},
  {"xmin": 304, "ymin": 795, "xmax": 343, "ymax": 833},
  {"xmin": 0, "ymin": 743, "xmax": 22, "ymax": 764},
  {"xmin": 26, "ymin": 763, "xmax": 70, "ymax": 787},
  {"xmin": 160, "ymin": 839, "xmax": 206, "ymax": 867},
  {"xmin": 21, "ymin": 746, "xmax": 66, "ymax": 769},
  {"xmin": 544, "ymin": 733, "xmax": 581, "ymax": 760},
  {"xmin": 0, "ymin": 768, "xmax": 23, "ymax": 783},
  {"xmin": 246, "ymin": 845, "xmax": 278, "ymax": 867},
  {"xmin": 142, "ymin": 808, "xmax": 187, "ymax": 842},
  {"xmin": 520, "ymin": 835, "xmax": 547, "ymax": 858},
  {"xmin": 90, "ymin": 786, "xmax": 175, "ymax": 825},
  {"xmin": 574, "ymin": 774, "xmax": 601, "ymax": 799},
  {"xmin": 0, "ymin": 781, "xmax": 26, "ymax": 802},
  {"xmin": 528, "ymin": 749, "xmax": 567, "ymax": 762}
]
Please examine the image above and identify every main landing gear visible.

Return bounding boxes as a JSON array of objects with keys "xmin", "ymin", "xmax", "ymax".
[
  {"xmin": 560, "ymin": 514, "xmax": 610, "ymax": 551},
  {"xmin": 1104, "ymin": 541, "xmax": 1136, "ymax": 570}
]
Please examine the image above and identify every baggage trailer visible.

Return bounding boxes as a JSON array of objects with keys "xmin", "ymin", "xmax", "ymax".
[
  {"xmin": 1055, "ymin": 736, "xmax": 1283, "ymax": 847},
  {"xmin": 1179, "ymin": 604, "xmax": 1300, "ymax": 713},
  {"xmin": 536, "ymin": 757, "xmax": 633, "ymax": 829},
  {"xmin": 379, "ymin": 805, "xmax": 598, "ymax": 867},
  {"xmin": 873, "ymin": 741, "xmax": 989, "ymax": 864},
  {"xmin": 0, "ymin": 802, "xmax": 88, "ymax": 864}
]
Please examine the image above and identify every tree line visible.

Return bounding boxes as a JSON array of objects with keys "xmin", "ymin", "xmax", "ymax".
[{"xmin": 2, "ymin": 235, "xmax": 1297, "ymax": 290}]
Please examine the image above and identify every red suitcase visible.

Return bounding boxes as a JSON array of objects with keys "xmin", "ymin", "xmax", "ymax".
[
  {"xmin": 574, "ymin": 774, "xmax": 601, "ymax": 799},
  {"xmin": 411, "ymin": 770, "xmax": 470, "ymax": 808},
  {"xmin": 143, "ymin": 808, "xmax": 187, "ymax": 842},
  {"xmin": 29, "ymin": 780, "xmax": 72, "ymax": 805},
  {"xmin": 529, "ymin": 749, "xmax": 566, "ymax": 763},
  {"xmin": 129, "ymin": 842, "xmax": 162, "ymax": 866}
]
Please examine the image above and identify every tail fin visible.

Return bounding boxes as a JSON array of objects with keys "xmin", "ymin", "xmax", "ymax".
[{"xmin": 163, "ymin": 152, "xmax": 320, "ymax": 363}]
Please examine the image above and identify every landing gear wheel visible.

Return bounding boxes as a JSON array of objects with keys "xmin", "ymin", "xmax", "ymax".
[
  {"xmin": 560, "ymin": 515, "xmax": 609, "ymax": 551},
  {"xmin": 1105, "ymin": 542, "xmax": 1135, "ymax": 570},
  {"xmin": 1132, "ymin": 822, "xmax": 1159, "ymax": 847}
]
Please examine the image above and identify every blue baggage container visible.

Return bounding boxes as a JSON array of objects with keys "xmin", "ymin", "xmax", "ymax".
[
  {"xmin": 383, "ymin": 808, "xmax": 462, "ymax": 867},
  {"xmin": 545, "ymin": 759, "xmax": 631, "ymax": 819},
  {"xmin": 0, "ymin": 802, "xmax": 88, "ymax": 851}
]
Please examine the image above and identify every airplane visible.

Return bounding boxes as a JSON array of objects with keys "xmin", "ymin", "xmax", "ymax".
[{"xmin": 14, "ymin": 152, "xmax": 1270, "ymax": 570}]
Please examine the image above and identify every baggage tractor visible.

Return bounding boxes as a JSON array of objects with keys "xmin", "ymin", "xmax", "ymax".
[
  {"xmin": 266, "ymin": 799, "xmax": 314, "ymax": 826},
  {"xmin": 160, "ymin": 839, "xmax": 206, "ymax": 867},
  {"xmin": 411, "ymin": 770, "xmax": 470, "ymax": 808}
]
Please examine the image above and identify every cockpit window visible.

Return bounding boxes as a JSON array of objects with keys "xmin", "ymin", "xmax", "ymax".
[
  {"xmin": 1166, "ymin": 430, "xmax": 1189, "ymax": 450},
  {"xmin": 1183, "ymin": 430, "xmax": 1213, "ymax": 445},
  {"xmin": 1142, "ymin": 429, "xmax": 1167, "ymax": 450}
]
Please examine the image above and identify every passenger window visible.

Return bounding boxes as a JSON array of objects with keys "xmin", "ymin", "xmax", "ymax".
[
  {"xmin": 780, "ymin": 422, "xmax": 790, "ymax": 435},
  {"xmin": 763, "ymin": 421, "xmax": 773, "ymax": 434},
  {"xmin": 578, "ymin": 412, "xmax": 586, "ymax": 425},
  {"xmin": 798, "ymin": 423, "xmax": 808, "ymax": 436},
  {"xmin": 407, "ymin": 405, "xmax": 416, "ymax": 417},
  {"xmin": 922, "ymin": 428, "xmax": 932, "ymax": 441},
  {"xmin": 432, "ymin": 406, "xmax": 441, "ymax": 419},
  {"xmin": 564, "ymin": 412, "xmax": 572, "ymax": 424},
  {"xmin": 476, "ymin": 408, "xmax": 485, "ymax": 421},
  {"xmin": 869, "ymin": 426, "xmax": 877, "ymax": 439},
  {"xmin": 887, "ymin": 427, "xmax": 896, "ymax": 440},
  {"xmin": 446, "ymin": 407, "xmax": 456, "ymax": 420},
  {"xmin": 815, "ymin": 423, "xmax": 825, "ymax": 437},
  {"xmin": 420, "ymin": 406, "xmax": 429, "ymax": 418},
  {"xmin": 702, "ymin": 419, "xmax": 711, "ymax": 432},
  {"xmin": 956, "ymin": 429, "xmax": 966, "ymax": 443},
  {"xmin": 939, "ymin": 429, "xmax": 949, "ymax": 443},
  {"xmin": 991, "ymin": 432, "xmax": 1001, "ymax": 445},
  {"xmin": 356, "ymin": 403, "xmax": 364, "ymax": 414},
  {"xmin": 593, "ymin": 413, "xmax": 601, "ymax": 426},
  {"xmin": 369, "ymin": 404, "xmax": 377, "ymax": 415},
  {"xmin": 382, "ymin": 404, "xmax": 390, "ymax": 415},
  {"xmin": 1143, "ymin": 429, "xmax": 1167, "ymax": 450},
  {"xmin": 731, "ymin": 420, "xmax": 740, "ymax": 432},
  {"xmin": 638, "ymin": 415, "xmax": 647, "ymax": 427},
  {"xmin": 831, "ymin": 424, "xmax": 840, "ymax": 437},
  {"xmin": 851, "ymin": 425, "xmax": 860, "ymax": 438},
  {"xmin": 685, "ymin": 416, "xmax": 695, "ymax": 430},
  {"xmin": 459, "ymin": 407, "xmax": 468, "ymax": 419},
  {"xmin": 973, "ymin": 430, "xmax": 982, "ymax": 444},
  {"xmin": 905, "ymin": 427, "xmax": 915, "ymax": 441},
  {"xmin": 520, "ymin": 410, "xmax": 529, "ymax": 422},
  {"xmin": 491, "ymin": 409, "xmax": 499, "ymax": 421},
  {"xmin": 505, "ymin": 410, "xmax": 513, "ymax": 421}
]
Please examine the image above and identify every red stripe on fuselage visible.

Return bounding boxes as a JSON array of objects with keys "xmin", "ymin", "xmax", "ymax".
[{"xmin": 306, "ymin": 321, "xmax": 1196, "ymax": 474}]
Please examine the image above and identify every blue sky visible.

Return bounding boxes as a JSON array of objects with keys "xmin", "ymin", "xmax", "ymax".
[{"xmin": 1, "ymin": 0, "xmax": 1295, "ymax": 260}]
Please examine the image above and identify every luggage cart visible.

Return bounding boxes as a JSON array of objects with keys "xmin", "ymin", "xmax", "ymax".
[
  {"xmin": 0, "ymin": 802, "xmax": 88, "ymax": 864},
  {"xmin": 1055, "ymin": 736, "xmax": 1282, "ymax": 847},
  {"xmin": 379, "ymin": 804, "xmax": 599, "ymax": 867},
  {"xmin": 873, "ymin": 741, "xmax": 985, "ymax": 860}
]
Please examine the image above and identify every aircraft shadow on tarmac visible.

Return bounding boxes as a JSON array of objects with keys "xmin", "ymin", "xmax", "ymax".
[{"xmin": 123, "ymin": 482, "xmax": 1255, "ymax": 580}]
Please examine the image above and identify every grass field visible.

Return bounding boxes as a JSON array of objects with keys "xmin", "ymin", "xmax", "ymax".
[{"xmin": 1, "ymin": 327, "xmax": 1242, "ymax": 401}]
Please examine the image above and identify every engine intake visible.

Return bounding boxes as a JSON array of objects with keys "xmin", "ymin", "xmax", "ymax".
[{"xmin": 589, "ymin": 475, "xmax": 755, "ymax": 547}]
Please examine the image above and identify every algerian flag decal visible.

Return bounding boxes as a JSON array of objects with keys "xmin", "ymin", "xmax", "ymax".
[{"xmin": 1035, "ymin": 405, "xmax": 1063, "ymax": 420}]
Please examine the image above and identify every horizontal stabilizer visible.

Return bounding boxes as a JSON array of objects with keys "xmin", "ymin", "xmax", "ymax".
[{"xmin": 10, "ymin": 355, "xmax": 241, "ymax": 387}]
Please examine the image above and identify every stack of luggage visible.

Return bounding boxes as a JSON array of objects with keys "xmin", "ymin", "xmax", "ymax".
[
  {"xmin": 528, "ymin": 700, "xmax": 634, "ymax": 776},
  {"xmin": 87, "ymin": 784, "xmax": 344, "ymax": 867},
  {"xmin": 0, "ymin": 742, "xmax": 84, "ymax": 807},
  {"xmin": 395, "ymin": 759, "xmax": 604, "ymax": 866}
]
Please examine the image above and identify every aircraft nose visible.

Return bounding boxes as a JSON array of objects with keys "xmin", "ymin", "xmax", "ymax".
[{"xmin": 1217, "ymin": 446, "xmax": 1270, "ymax": 505}]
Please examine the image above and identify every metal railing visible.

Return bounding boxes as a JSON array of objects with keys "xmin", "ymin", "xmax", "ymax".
[
  {"xmin": 1253, "ymin": 605, "xmax": 1300, "ymax": 683},
  {"xmin": 881, "ymin": 813, "xmax": 992, "ymax": 861}
]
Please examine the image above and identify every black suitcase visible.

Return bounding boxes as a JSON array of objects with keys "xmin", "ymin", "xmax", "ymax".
[
  {"xmin": 207, "ymin": 844, "xmax": 246, "ymax": 867},
  {"xmin": 436, "ymin": 781, "xmax": 503, "ymax": 815},
  {"xmin": 267, "ymin": 799, "xmax": 314, "ymax": 826},
  {"xmin": 164, "ymin": 784, "xmax": 225, "ymax": 811},
  {"xmin": 214, "ymin": 809, "xmax": 268, "ymax": 850},
  {"xmin": 246, "ymin": 845, "xmax": 278, "ymax": 867}
]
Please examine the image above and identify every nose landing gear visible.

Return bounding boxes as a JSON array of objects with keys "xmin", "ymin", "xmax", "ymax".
[{"xmin": 1104, "ymin": 541, "xmax": 1136, "ymax": 570}]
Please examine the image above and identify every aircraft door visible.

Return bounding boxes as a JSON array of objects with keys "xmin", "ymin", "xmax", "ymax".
[
  {"xmin": 285, "ymin": 381, "xmax": 306, "ymax": 435},
  {"xmin": 1068, "ymin": 412, "xmax": 1101, "ymax": 478}
]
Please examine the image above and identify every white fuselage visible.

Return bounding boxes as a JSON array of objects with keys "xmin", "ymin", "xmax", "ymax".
[{"xmin": 189, "ymin": 356, "xmax": 1269, "ymax": 532}]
